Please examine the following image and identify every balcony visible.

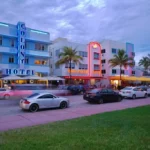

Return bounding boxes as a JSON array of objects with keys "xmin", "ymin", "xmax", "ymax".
[
  {"xmin": 0, "ymin": 46, "xmax": 17, "ymax": 54},
  {"xmin": 25, "ymin": 50, "xmax": 49, "ymax": 57}
]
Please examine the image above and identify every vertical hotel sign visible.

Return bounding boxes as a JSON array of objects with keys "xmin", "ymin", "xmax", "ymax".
[{"xmin": 17, "ymin": 22, "xmax": 26, "ymax": 69}]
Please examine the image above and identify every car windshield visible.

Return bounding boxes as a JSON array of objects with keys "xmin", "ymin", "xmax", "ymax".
[
  {"xmin": 122, "ymin": 87, "xmax": 133, "ymax": 90},
  {"xmin": 27, "ymin": 93, "xmax": 40, "ymax": 98},
  {"xmin": 89, "ymin": 89, "xmax": 100, "ymax": 93}
]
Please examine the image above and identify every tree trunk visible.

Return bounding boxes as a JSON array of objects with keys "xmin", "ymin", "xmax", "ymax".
[
  {"xmin": 69, "ymin": 60, "xmax": 72, "ymax": 85},
  {"xmin": 120, "ymin": 65, "xmax": 122, "ymax": 86}
]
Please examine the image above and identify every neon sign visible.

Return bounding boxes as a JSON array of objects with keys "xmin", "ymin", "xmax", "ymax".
[
  {"xmin": 17, "ymin": 22, "xmax": 26, "ymax": 69},
  {"xmin": 4, "ymin": 69, "xmax": 34, "ymax": 75},
  {"xmin": 31, "ymin": 29, "xmax": 48, "ymax": 35},
  {"xmin": 67, "ymin": 69, "xmax": 88, "ymax": 74},
  {"xmin": 67, "ymin": 69, "xmax": 101, "ymax": 75},
  {"xmin": 0, "ymin": 23, "xmax": 8, "ymax": 27},
  {"xmin": 93, "ymin": 44, "xmax": 98, "ymax": 48},
  {"xmin": 88, "ymin": 42, "xmax": 102, "ymax": 76}
]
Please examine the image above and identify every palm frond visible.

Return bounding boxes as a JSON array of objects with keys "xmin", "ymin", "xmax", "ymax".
[{"xmin": 56, "ymin": 46, "xmax": 83, "ymax": 67}]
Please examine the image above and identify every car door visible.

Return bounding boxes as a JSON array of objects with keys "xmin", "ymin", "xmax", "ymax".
[
  {"xmin": 137, "ymin": 88, "xmax": 145, "ymax": 97},
  {"xmin": 107, "ymin": 89, "xmax": 118, "ymax": 102},
  {"xmin": 37, "ymin": 94, "xmax": 54, "ymax": 108},
  {"xmin": 133, "ymin": 88, "xmax": 140, "ymax": 97},
  {"xmin": 100, "ymin": 89, "xmax": 108, "ymax": 101}
]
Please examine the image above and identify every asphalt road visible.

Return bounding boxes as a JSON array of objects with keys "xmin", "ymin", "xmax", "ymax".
[{"xmin": 0, "ymin": 95, "xmax": 150, "ymax": 117}]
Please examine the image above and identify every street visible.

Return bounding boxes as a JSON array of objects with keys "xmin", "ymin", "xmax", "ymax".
[
  {"xmin": 0, "ymin": 96, "xmax": 150, "ymax": 117},
  {"xmin": 0, "ymin": 95, "xmax": 150, "ymax": 131}
]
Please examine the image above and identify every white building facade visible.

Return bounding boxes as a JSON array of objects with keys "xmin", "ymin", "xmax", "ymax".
[
  {"xmin": 49, "ymin": 38, "xmax": 102, "ymax": 85},
  {"xmin": 49, "ymin": 38, "xmax": 143, "ymax": 86}
]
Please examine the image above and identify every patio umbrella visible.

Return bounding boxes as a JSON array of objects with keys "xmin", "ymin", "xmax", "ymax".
[
  {"xmin": 23, "ymin": 75, "xmax": 47, "ymax": 80},
  {"xmin": 46, "ymin": 76, "xmax": 65, "ymax": 81},
  {"xmin": 1, "ymin": 75, "xmax": 22, "ymax": 80}
]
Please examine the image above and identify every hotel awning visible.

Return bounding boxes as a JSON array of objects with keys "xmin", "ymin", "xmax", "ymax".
[
  {"xmin": 23, "ymin": 75, "xmax": 47, "ymax": 80},
  {"xmin": 109, "ymin": 76, "xmax": 150, "ymax": 81},
  {"xmin": 1, "ymin": 75, "xmax": 22, "ymax": 80},
  {"xmin": 45, "ymin": 76, "xmax": 65, "ymax": 81}
]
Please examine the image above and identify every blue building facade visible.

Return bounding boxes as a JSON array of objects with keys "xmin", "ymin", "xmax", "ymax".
[{"xmin": 0, "ymin": 21, "xmax": 50, "ymax": 77}]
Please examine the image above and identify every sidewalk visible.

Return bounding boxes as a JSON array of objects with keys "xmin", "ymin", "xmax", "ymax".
[{"xmin": 0, "ymin": 98, "xmax": 150, "ymax": 132}]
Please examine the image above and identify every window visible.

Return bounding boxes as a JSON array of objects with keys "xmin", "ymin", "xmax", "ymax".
[
  {"xmin": 79, "ymin": 51, "xmax": 87, "ymax": 57},
  {"xmin": 101, "ymin": 59, "xmax": 105, "ymax": 63},
  {"xmin": 9, "ymin": 56, "xmax": 14, "ymax": 63},
  {"xmin": 38, "ymin": 94, "xmax": 54, "ymax": 99},
  {"xmin": 0, "ymin": 54, "xmax": 2, "ymax": 63},
  {"xmin": 0, "ymin": 36, "xmax": 2, "ymax": 45},
  {"xmin": 34, "ymin": 60, "xmax": 47, "ymax": 65},
  {"xmin": 131, "ymin": 52, "xmax": 135, "ymax": 56},
  {"xmin": 27, "ymin": 93, "xmax": 40, "ymax": 98},
  {"xmin": 112, "ymin": 48, "xmax": 116, "ymax": 53},
  {"xmin": 112, "ymin": 69, "xmax": 116, "ymax": 74},
  {"xmin": 94, "ymin": 64, "xmax": 100, "ymax": 71},
  {"xmin": 102, "ymin": 70, "xmax": 106, "ymax": 74},
  {"xmin": 107, "ymin": 89, "xmax": 114, "ymax": 93},
  {"xmin": 79, "ymin": 64, "xmax": 88, "ymax": 70},
  {"xmin": 25, "ymin": 57, "xmax": 29, "ymax": 64},
  {"xmin": 100, "ymin": 89, "xmax": 107, "ymax": 93},
  {"xmin": 25, "ymin": 42, "xmax": 27, "ymax": 48},
  {"xmin": 101, "ymin": 49, "xmax": 105, "ymax": 53},
  {"xmin": 94, "ymin": 52, "xmax": 100, "ymax": 59},
  {"xmin": 55, "ymin": 64, "xmax": 59, "ymax": 69},
  {"xmin": 121, "ymin": 70, "xmax": 124, "ymax": 74},
  {"xmin": 132, "ymin": 71, "xmax": 135, "ymax": 74},
  {"xmin": 56, "ymin": 49, "xmax": 60, "ymax": 57},
  {"xmin": 11, "ymin": 39, "xmax": 15, "ymax": 47},
  {"xmin": 42, "ymin": 45, "xmax": 45, "ymax": 50},
  {"xmin": 35, "ymin": 43, "xmax": 45, "ymax": 50},
  {"xmin": 65, "ymin": 63, "xmax": 75, "ymax": 69}
]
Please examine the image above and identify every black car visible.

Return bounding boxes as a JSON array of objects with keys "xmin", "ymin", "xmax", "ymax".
[
  {"xmin": 67, "ymin": 85, "xmax": 86, "ymax": 95},
  {"xmin": 83, "ymin": 88, "xmax": 123, "ymax": 104}
]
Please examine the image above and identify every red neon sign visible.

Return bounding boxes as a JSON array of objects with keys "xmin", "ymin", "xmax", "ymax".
[{"xmin": 87, "ymin": 42, "xmax": 102, "ymax": 77}]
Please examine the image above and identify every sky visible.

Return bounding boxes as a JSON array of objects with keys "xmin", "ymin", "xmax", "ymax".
[{"xmin": 0, "ymin": 0, "xmax": 150, "ymax": 62}]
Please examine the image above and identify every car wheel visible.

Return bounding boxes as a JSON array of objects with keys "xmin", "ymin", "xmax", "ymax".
[
  {"xmin": 118, "ymin": 96, "xmax": 122, "ymax": 102},
  {"xmin": 29, "ymin": 104, "xmax": 39, "ymax": 112},
  {"xmin": 60, "ymin": 101, "xmax": 67, "ymax": 109},
  {"xmin": 4, "ymin": 94, "xmax": 10, "ymax": 100},
  {"xmin": 97, "ymin": 98, "xmax": 103, "ymax": 104},
  {"xmin": 132, "ymin": 94, "xmax": 136, "ymax": 99},
  {"xmin": 144, "ymin": 93, "xmax": 148, "ymax": 98}
]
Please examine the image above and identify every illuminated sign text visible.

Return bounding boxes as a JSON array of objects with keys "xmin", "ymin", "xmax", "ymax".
[
  {"xmin": 4, "ymin": 69, "xmax": 34, "ymax": 75},
  {"xmin": 17, "ymin": 22, "xmax": 26, "ymax": 69}
]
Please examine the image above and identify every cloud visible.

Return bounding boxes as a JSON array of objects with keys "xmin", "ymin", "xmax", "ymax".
[{"xmin": 0, "ymin": 0, "xmax": 150, "ymax": 61}]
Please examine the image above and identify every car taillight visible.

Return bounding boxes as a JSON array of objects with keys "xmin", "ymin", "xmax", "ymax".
[{"xmin": 24, "ymin": 100, "xmax": 30, "ymax": 104}]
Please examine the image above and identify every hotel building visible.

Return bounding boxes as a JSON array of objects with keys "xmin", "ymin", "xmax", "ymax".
[
  {"xmin": 49, "ymin": 38, "xmax": 143, "ymax": 86},
  {"xmin": 49, "ymin": 38, "xmax": 102, "ymax": 85},
  {"xmin": 0, "ymin": 21, "xmax": 50, "ymax": 77}
]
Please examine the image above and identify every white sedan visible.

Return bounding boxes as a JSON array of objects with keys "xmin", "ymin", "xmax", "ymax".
[
  {"xmin": 20, "ymin": 93, "xmax": 69, "ymax": 112},
  {"xmin": 119, "ymin": 87, "xmax": 148, "ymax": 99}
]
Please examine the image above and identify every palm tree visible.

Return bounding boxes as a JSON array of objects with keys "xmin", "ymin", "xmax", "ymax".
[
  {"xmin": 138, "ymin": 54, "xmax": 150, "ymax": 72},
  {"xmin": 109, "ymin": 49, "xmax": 134, "ymax": 86},
  {"xmin": 56, "ymin": 46, "xmax": 83, "ymax": 84}
]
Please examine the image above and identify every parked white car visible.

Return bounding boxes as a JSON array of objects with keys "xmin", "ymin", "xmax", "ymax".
[
  {"xmin": 0, "ymin": 88, "xmax": 13, "ymax": 99},
  {"xmin": 20, "ymin": 93, "xmax": 70, "ymax": 112},
  {"xmin": 119, "ymin": 87, "xmax": 148, "ymax": 99},
  {"xmin": 138, "ymin": 86, "xmax": 150, "ymax": 96}
]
